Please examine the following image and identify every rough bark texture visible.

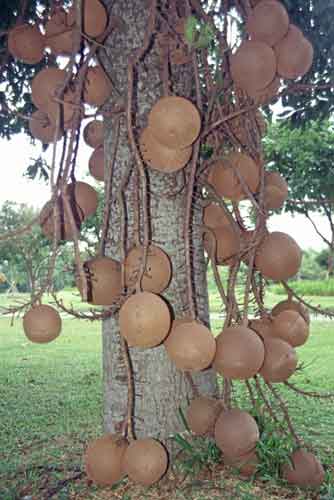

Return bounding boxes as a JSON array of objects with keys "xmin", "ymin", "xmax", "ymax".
[{"xmin": 101, "ymin": 0, "xmax": 217, "ymax": 445}]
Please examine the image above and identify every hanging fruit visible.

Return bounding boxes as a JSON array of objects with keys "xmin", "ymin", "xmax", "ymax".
[{"xmin": 23, "ymin": 304, "xmax": 61, "ymax": 343}]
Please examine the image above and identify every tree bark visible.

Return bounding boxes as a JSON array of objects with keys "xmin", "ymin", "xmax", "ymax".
[{"xmin": 101, "ymin": 0, "xmax": 217, "ymax": 445}]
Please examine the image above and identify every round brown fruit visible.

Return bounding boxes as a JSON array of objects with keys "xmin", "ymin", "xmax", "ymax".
[
  {"xmin": 274, "ymin": 25, "xmax": 314, "ymax": 80},
  {"xmin": 210, "ymin": 152, "xmax": 260, "ymax": 201},
  {"xmin": 124, "ymin": 244, "xmax": 172, "ymax": 294},
  {"xmin": 230, "ymin": 40, "xmax": 277, "ymax": 94},
  {"xmin": 247, "ymin": 76, "xmax": 281, "ymax": 105},
  {"xmin": 67, "ymin": 0, "xmax": 108, "ymax": 39},
  {"xmin": 271, "ymin": 299, "xmax": 310, "ymax": 324},
  {"xmin": 119, "ymin": 292, "xmax": 171, "ymax": 348},
  {"xmin": 29, "ymin": 110, "xmax": 63, "ymax": 144},
  {"xmin": 186, "ymin": 396, "xmax": 223, "ymax": 436},
  {"xmin": 263, "ymin": 171, "xmax": 288, "ymax": 210},
  {"xmin": 31, "ymin": 67, "xmax": 66, "ymax": 112},
  {"xmin": 89, "ymin": 146, "xmax": 104, "ymax": 181},
  {"xmin": 83, "ymin": 120, "xmax": 104, "ymax": 148},
  {"xmin": 246, "ymin": 0, "xmax": 289, "ymax": 47},
  {"xmin": 78, "ymin": 256, "xmax": 121, "ymax": 305},
  {"xmin": 203, "ymin": 226, "xmax": 241, "ymax": 266},
  {"xmin": 45, "ymin": 10, "xmax": 74, "ymax": 56},
  {"xmin": 23, "ymin": 304, "xmax": 61, "ymax": 343},
  {"xmin": 164, "ymin": 320, "xmax": 216, "ymax": 371},
  {"xmin": 39, "ymin": 198, "xmax": 84, "ymax": 241},
  {"xmin": 281, "ymin": 449, "xmax": 325, "ymax": 488},
  {"xmin": 85, "ymin": 434, "xmax": 128, "ymax": 486},
  {"xmin": 83, "ymin": 66, "xmax": 112, "ymax": 107},
  {"xmin": 66, "ymin": 181, "xmax": 98, "ymax": 219},
  {"xmin": 203, "ymin": 203, "xmax": 232, "ymax": 229},
  {"xmin": 271, "ymin": 310, "xmax": 309, "ymax": 347},
  {"xmin": 255, "ymin": 231, "xmax": 302, "ymax": 281},
  {"xmin": 214, "ymin": 409, "xmax": 259, "ymax": 458},
  {"xmin": 8, "ymin": 24, "xmax": 44, "ymax": 64},
  {"xmin": 213, "ymin": 325, "xmax": 264, "ymax": 380},
  {"xmin": 148, "ymin": 96, "xmax": 201, "ymax": 149},
  {"xmin": 46, "ymin": 87, "xmax": 80, "ymax": 131},
  {"xmin": 260, "ymin": 337, "xmax": 297, "ymax": 382},
  {"xmin": 139, "ymin": 127, "xmax": 192, "ymax": 173},
  {"xmin": 122, "ymin": 438, "xmax": 168, "ymax": 486}
]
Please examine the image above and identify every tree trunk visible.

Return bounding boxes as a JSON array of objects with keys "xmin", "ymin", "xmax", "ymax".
[
  {"xmin": 327, "ymin": 241, "xmax": 334, "ymax": 278},
  {"xmin": 101, "ymin": 0, "xmax": 217, "ymax": 445}
]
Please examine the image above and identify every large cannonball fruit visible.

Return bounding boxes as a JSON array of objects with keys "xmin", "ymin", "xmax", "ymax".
[
  {"xmin": 249, "ymin": 317, "xmax": 274, "ymax": 340},
  {"xmin": 274, "ymin": 25, "xmax": 314, "ymax": 80},
  {"xmin": 246, "ymin": 0, "xmax": 289, "ymax": 47},
  {"xmin": 255, "ymin": 231, "xmax": 302, "ymax": 281},
  {"xmin": 230, "ymin": 40, "xmax": 277, "ymax": 94},
  {"xmin": 271, "ymin": 299, "xmax": 310, "ymax": 324},
  {"xmin": 225, "ymin": 449, "xmax": 259, "ymax": 477},
  {"xmin": 260, "ymin": 337, "xmax": 297, "ymax": 382},
  {"xmin": 122, "ymin": 438, "xmax": 168, "ymax": 486},
  {"xmin": 67, "ymin": 0, "xmax": 108, "ymax": 39},
  {"xmin": 210, "ymin": 152, "xmax": 260, "ymax": 202},
  {"xmin": 45, "ymin": 10, "xmax": 74, "ymax": 56},
  {"xmin": 124, "ymin": 244, "xmax": 172, "ymax": 294},
  {"xmin": 31, "ymin": 67, "xmax": 67, "ymax": 112},
  {"xmin": 85, "ymin": 434, "xmax": 128, "ymax": 486},
  {"xmin": 29, "ymin": 110, "xmax": 63, "ymax": 144},
  {"xmin": 214, "ymin": 409, "xmax": 260, "ymax": 458},
  {"xmin": 119, "ymin": 292, "xmax": 171, "ymax": 348},
  {"xmin": 271, "ymin": 310, "xmax": 309, "ymax": 347},
  {"xmin": 281, "ymin": 449, "xmax": 325, "ymax": 488},
  {"xmin": 66, "ymin": 181, "xmax": 99, "ymax": 218},
  {"xmin": 78, "ymin": 256, "xmax": 122, "ymax": 305},
  {"xmin": 186, "ymin": 397, "xmax": 223, "ymax": 436},
  {"xmin": 139, "ymin": 127, "xmax": 192, "ymax": 173},
  {"xmin": 203, "ymin": 203, "xmax": 231, "ymax": 229},
  {"xmin": 23, "ymin": 304, "xmax": 61, "ymax": 343},
  {"xmin": 83, "ymin": 120, "xmax": 104, "ymax": 148},
  {"xmin": 203, "ymin": 226, "xmax": 241, "ymax": 266},
  {"xmin": 8, "ymin": 24, "xmax": 45, "ymax": 64},
  {"xmin": 148, "ymin": 96, "xmax": 201, "ymax": 149},
  {"xmin": 213, "ymin": 326, "xmax": 264, "ymax": 380},
  {"xmin": 39, "ymin": 199, "xmax": 84, "ymax": 241},
  {"xmin": 164, "ymin": 320, "xmax": 216, "ymax": 371},
  {"xmin": 89, "ymin": 146, "xmax": 104, "ymax": 181},
  {"xmin": 263, "ymin": 171, "xmax": 288, "ymax": 210}
]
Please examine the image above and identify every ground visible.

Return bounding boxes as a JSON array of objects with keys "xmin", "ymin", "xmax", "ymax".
[{"xmin": 0, "ymin": 289, "xmax": 334, "ymax": 499}]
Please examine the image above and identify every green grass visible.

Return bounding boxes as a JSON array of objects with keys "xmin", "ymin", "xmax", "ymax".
[
  {"xmin": 269, "ymin": 280, "xmax": 334, "ymax": 297},
  {"xmin": 1, "ymin": 314, "xmax": 334, "ymax": 499}
]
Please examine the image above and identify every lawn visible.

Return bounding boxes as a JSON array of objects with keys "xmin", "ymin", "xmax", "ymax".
[{"xmin": 1, "ymin": 309, "xmax": 334, "ymax": 499}]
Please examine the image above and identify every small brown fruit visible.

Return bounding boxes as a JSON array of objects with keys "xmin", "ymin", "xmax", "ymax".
[
  {"xmin": 213, "ymin": 326, "xmax": 264, "ymax": 380},
  {"xmin": 246, "ymin": 0, "xmax": 289, "ymax": 47},
  {"xmin": 203, "ymin": 203, "xmax": 231, "ymax": 229},
  {"xmin": 89, "ymin": 145, "xmax": 104, "ymax": 181},
  {"xmin": 203, "ymin": 226, "xmax": 241, "ymax": 266},
  {"xmin": 186, "ymin": 397, "xmax": 223, "ymax": 436},
  {"xmin": 260, "ymin": 337, "xmax": 298, "ymax": 382},
  {"xmin": 281, "ymin": 449, "xmax": 325, "ymax": 488},
  {"xmin": 274, "ymin": 25, "xmax": 314, "ymax": 80},
  {"xmin": 124, "ymin": 244, "xmax": 172, "ymax": 294},
  {"xmin": 45, "ymin": 10, "xmax": 74, "ymax": 56},
  {"xmin": 263, "ymin": 171, "xmax": 288, "ymax": 210},
  {"xmin": 271, "ymin": 299, "xmax": 310, "ymax": 324},
  {"xmin": 67, "ymin": 0, "xmax": 108, "ymax": 39},
  {"xmin": 122, "ymin": 438, "xmax": 168, "ymax": 486},
  {"xmin": 23, "ymin": 304, "xmax": 61, "ymax": 343},
  {"xmin": 83, "ymin": 66, "xmax": 112, "ymax": 107},
  {"xmin": 139, "ymin": 127, "xmax": 192, "ymax": 173},
  {"xmin": 271, "ymin": 310, "xmax": 309, "ymax": 347},
  {"xmin": 119, "ymin": 292, "xmax": 171, "ymax": 348},
  {"xmin": 230, "ymin": 40, "xmax": 277, "ymax": 94},
  {"xmin": 8, "ymin": 24, "xmax": 44, "ymax": 64},
  {"xmin": 148, "ymin": 96, "xmax": 201, "ymax": 149},
  {"xmin": 85, "ymin": 434, "xmax": 128, "ymax": 486},
  {"xmin": 164, "ymin": 320, "xmax": 216, "ymax": 371},
  {"xmin": 255, "ymin": 231, "xmax": 302, "ymax": 281},
  {"xmin": 29, "ymin": 110, "xmax": 63, "ymax": 144},
  {"xmin": 39, "ymin": 198, "xmax": 84, "ymax": 241},
  {"xmin": 66, "ymin": 181, "xmax": 99, "ymax": 219},
  {"xmin": 78, "ymin": 256, "xmax": 121, "ymax": 305},
  {"xmin": 210, "ymin": 152, "xmax": 260, "ymax": 201},
  {"xmin": 83, "ymin": 120, "xmax": 104, "ymax": 148},
  {"xmin": 214, "ymin": 409, "xmax": 259, "ymax": 457}
]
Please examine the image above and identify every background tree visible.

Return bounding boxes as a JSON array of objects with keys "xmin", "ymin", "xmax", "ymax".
[{"xmin": 264, "ymin": 119, "xmax": 334, "ymax": 276}]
